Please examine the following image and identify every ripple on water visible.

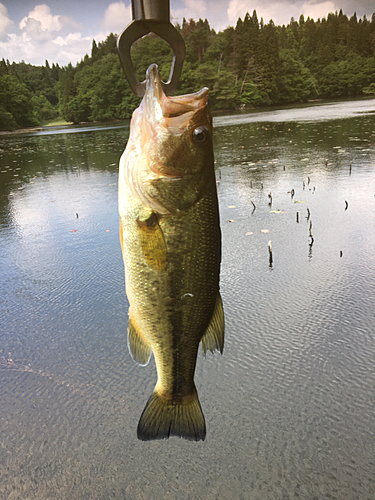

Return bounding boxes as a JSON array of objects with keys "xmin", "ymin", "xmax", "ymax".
[{"xmin": 1, "ymin": 108, "xmax": 375, "ymax": 499}]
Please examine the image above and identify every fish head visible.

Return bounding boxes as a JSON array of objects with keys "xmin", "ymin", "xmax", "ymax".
[{"xmin": 121, "ymin": 64, "xmax": 215, "ymax": 215}]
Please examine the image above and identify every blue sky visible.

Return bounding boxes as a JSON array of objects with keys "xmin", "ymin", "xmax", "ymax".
[{"xmin": 0, "ymin": 0, "xmax": 374, "ymax": 66}]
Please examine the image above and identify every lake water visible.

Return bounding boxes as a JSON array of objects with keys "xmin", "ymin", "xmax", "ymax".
[{"xmin": 1, "ymin": 98, "xmax": 375, "ymax": 499}]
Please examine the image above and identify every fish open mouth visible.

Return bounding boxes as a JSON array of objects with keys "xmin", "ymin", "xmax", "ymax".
[
  {"xmin": 121, "ymin": 64, "xmax": 213, "ymax": 215},
  {"xmin": 144, "ymin": 64, "xmax": 209, "ymax": 134}
]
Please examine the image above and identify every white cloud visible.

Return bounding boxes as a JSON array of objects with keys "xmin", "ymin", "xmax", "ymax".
[
  {"xmin": 19, "ymin": 4, "xmax": 61, "ymax": 31},
  {"xmin": 52, "ymin": 32, "xmax": 93, "ymax": 64},
  {"xmin": 227, "ymin": 0, "xmax": 244, "ymax": 25},
  {"xmin": 19, "ymin": 4, "xmax": 82, "ymax": 35},
  {"xmin": 302, "ymin": 1, "xmax": 336, "ymax": 20},
  {"xmin": 87, "ymin": 1, "xmax": 132, "ymax": 47},
  {"xmin": 227, "ymin": 0, "xmax": 298, "ymax": 26},
  {"xmin": 104, "ymin": 2, "xmax": 132, "ymax": 33},
  {"xmin": 0, "ymin": 2, "xmax": 91, "ymax": 65},
  {"xmin": 0, "ymin": 2, "xmax": 14, "ymax": 41},
  {"xmin": 20, "ymin": 17, "xmax": 55, "ymax": 42},
  {"xmin": 184, "ymin": 0, "xmax": 208, "ymax": 18},
  {"xmin": 1, "ymin": 0, "xmax": 371, "ymax": 66},
  {"xmin": 53, "ymin": 32, "xmax": 82, "ymax": 46},
  {"xmin": 0, "ymin": 32, "xmax": 41, "ymax": 64},
  {"xmin": 227, "ymin": 0, "xmax": 342, "ymax": 27},
  {"xmin": 171, "ymin": 0, "xmax": 208, "ymax": 24}
]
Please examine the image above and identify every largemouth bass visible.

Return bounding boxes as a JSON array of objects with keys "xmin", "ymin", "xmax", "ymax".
[{"xmin": 118, "ymin": 64, "xmax": 224, "ymax": 441}]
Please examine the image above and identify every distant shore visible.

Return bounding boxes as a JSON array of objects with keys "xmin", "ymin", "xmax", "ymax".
[
  {"xmin": 0, "ymin": 127, "xmax": 44, "ymax": 136},
  {"xmin": 1, "ymin": 96, "xmax": 374, "ymax": 136},
  {"xmin": 0, "ymin": 119, "xmax": 127, "ymax": 136}
]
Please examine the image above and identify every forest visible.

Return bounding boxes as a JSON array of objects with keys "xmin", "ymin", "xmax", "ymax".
[{"xmin": 1, "ymin": 9, "xmax": 375, "ymax": 131}]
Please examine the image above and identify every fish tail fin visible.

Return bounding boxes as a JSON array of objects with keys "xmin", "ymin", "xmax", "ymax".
[{"xmin": 137, "ymin": 386, "xmax": 206, "ymax": 441}]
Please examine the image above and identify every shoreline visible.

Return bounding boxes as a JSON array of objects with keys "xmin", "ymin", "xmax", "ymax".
[
  {"xmin": 0, "ymin": 127, "xmax": 44, "ymax": 136},
  {"xmin": 1, "ymin": 95, "xmax": 374, "ymax": 136},
  {"xmin": 0, "ymin": 118, "xmax": 127, "ymax": 136}
]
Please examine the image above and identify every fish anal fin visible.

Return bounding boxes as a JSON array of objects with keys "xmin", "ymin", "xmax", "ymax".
[
  {"xmin": 136, "ymin": 213, "xmax": 167, "ymax": 272},
  {"xmin": 201, "ymin": 292, "xmax": 225, "ymax": 355},
  {"xmin": 127, "ymin": 313, "xmax": 152, "ymax": 366},
  {"xmin": 137, "ymin": 386, "xmax": 206, "ymax": 441}
]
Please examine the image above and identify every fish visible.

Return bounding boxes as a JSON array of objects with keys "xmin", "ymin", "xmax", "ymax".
[{"xmin": 118, "ymin": 64, "xmax": 224, "ymax": 441}]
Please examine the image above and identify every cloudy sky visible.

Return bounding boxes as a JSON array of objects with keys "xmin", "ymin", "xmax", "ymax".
[{"xmin": 0, "ymin": 0, "xmax": 374, "ymax": 66}]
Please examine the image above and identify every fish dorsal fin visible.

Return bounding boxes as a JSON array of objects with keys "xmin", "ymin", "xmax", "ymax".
[
  {"xmin": 136, "ymin": 213, "xmax": 167, "ymax": 272},
  {"xmin": 127, "ymin": 312, "xmax": 152, "ymax": 366},
  {"xmin": 201, "ymin": 292, "xmax": 225, "ymax": 355}
]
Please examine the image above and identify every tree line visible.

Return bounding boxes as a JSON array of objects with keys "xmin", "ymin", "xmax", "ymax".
[{"xmin": 1, "ymin": 9, "xmax": 375, "ymax": 131}]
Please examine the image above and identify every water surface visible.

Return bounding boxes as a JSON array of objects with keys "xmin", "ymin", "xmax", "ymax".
[{"xmin": 1, "ymin": 99, "xmax": 375, "ymax": 499}]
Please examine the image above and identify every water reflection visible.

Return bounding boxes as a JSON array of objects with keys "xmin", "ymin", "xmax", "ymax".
[
  {"xmin": 1, "ymin": 100, "xmax": 375, "ymax": 498},
  {"xmin": 213, "ymin": 96, "xmax": 375, "ymax": 126}
]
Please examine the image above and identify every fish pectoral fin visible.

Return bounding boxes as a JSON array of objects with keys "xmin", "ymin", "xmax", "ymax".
[
  {"xmin": 136, "ymin": 212, "xmax": 167, "ymax": 272},
  {"xmin": 137, "ymin": 386, "xmax": 206, "ymax": 441},
  {"xmin": 201, "ymin": 292, "xmax": 225, "ymax": 355},
  {"xmin": 127, "ymin": 314, "xmax": 152, "ymax": 366}
]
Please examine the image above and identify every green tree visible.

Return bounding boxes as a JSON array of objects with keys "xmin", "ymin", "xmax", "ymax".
[
  {"xmin": 319, "ymin": 53, "xmax": 374, "ymax": 97},
  {"xmin": 0, "ymin": 106, "xmax": 17, "ymax": 130},
  {"xmin": 58, "ymin": 63, "xmax": 77, "ymax": 121},
  {"xmin": 3, "ymin": 8, "xmax": 375, "ymax": 129},
  {"xmin": 91, "ymin": 40, "xmax": 99, "ymax": 61},
  {"xmin": 182, "ymin": 18, "xmax": 212, "ymax": 64},
  {"xmin": 279, "ymin": 48, "xmax": 317, "ymax": 102},
  {"xmin": 31, "ymin": 94, "xmax": 59, "ymax": 123},
  {"xmin": 131, "ymin": 34, "xmax": 173, "ymax": 82},
  {"xmin": 363, "ymin": 82, "xmax": 375, "ymax": 94},
  {"xmin": 211, "ymin": 70, "xmax": 238, "ymax": 109},
  {"xmin": 0, "ymin": 73, "xmax": 38, "ymax": 129},
  {"xmin": 239, "ymin": 81, "xmax": 265, "ymax": 107}
]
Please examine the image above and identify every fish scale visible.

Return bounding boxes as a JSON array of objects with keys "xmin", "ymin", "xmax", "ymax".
[{"xmin": 119, "ymin": 64, "xmax": 224, "ymax": 441}]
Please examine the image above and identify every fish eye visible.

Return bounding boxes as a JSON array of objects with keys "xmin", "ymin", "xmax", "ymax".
[{"xmin": 192, "ymin": 126, "xmax": 209, "ymax": 146}]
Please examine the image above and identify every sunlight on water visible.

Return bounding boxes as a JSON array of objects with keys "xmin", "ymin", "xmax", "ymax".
[
  {"xmin": 213, "ymin": 97, "xmax": 375, "ymax": 126},
  {"xmin": 1, "ymin": 99, "xmax": 375, "ymax": 499}
]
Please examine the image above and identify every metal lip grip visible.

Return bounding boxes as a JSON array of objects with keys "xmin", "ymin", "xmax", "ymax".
[{"xmin": 117, "ymin": 0, "xmax": 186, "ymax": 97}]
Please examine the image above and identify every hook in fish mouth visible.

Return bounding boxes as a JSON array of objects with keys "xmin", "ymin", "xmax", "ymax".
[
  {"xmin": 145, "ymin": 64, "xmax": 164, "ymax": 102},
  {"xmin": 143, "ymin": 63, "xmax": 210, "ymax": 134},
  {"xmin": 120, "ymin": 63, "xmax": 213, "ymax": 216},
  {"xmin": 145, "ymin": 63, "xmax": 209, "ymax": 109},
  {"xmin": 117, "ymin": 19, "xmax": 186, "ymax": 97},
  {"xmin": 146, "ymin": 64, "xmax": 162, "ymax": 88}
]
